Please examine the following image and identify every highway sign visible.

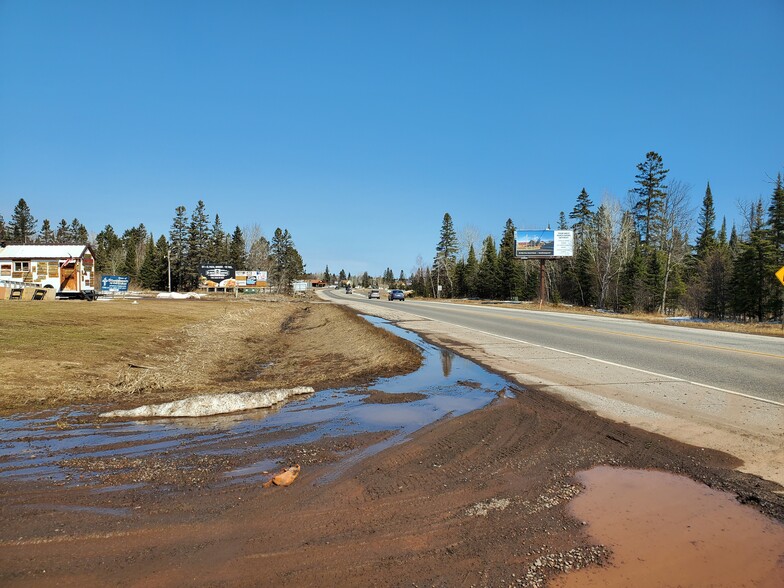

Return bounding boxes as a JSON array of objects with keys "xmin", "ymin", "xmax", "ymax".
[{"xmin": 776, "ymin": 266, "xmax": 784, "ymax": 287}]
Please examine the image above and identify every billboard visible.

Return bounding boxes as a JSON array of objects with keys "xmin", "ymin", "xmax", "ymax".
[
  {"xmin": 515, "ymin": 230, "xmax": 574, "ymax": 259},
  {"xmin": 199, "ymin": 265, "xmax": 236, "ymax": 287},
  {"xmin": 236, "ymin": 270, "xmax": 268, "ymax": 287},
  {"xmin": 100, "ymin": 275, "xmax": 130, "ymax": 292}
]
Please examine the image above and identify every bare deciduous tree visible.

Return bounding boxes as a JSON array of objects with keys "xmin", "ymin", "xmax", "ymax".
[{"xmin": 586, "ymin": 194, "xmax": 635, "ymax": 308}]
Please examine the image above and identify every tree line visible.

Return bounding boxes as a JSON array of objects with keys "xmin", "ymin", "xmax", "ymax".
[
  {"xmin": 0, "ymin": 198, "xmax": 305, "ymax": 293},
  {"xmin": 407, "ymin": 153, "xmax": 784, "ymax": 323}
]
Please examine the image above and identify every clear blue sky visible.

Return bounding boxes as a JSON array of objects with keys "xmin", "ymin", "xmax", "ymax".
[{"xmin": 2, "ymin": 1, "xmax": 783, "ymax": 277}]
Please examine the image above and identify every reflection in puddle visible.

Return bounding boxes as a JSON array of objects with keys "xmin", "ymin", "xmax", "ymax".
[
  {"xmin": 0, "ymin": 316, "xmax": 509, "ymax": 486},
  {"xmin": 554, "ymin": 466, "xmax": 784, "ymax": 587}
]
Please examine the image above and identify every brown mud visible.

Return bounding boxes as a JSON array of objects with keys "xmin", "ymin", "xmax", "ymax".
[{"xmin": 1, "ymin": 385, "xmax": 782, "ymax": 587}]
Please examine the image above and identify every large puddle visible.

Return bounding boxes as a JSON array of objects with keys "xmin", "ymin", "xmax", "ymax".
[
  {"xmin": 553, "ymin": 466, "xmax": 784, "ymax": 587},
  {"xmin": 0, "ymin": 316, "xmax": 510, "ymax": 487}
]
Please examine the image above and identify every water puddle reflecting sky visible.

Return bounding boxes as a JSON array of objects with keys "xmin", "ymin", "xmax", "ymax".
[{"xmin": 0, "ymin": 316, "xmax": 510, "ymax": 486}]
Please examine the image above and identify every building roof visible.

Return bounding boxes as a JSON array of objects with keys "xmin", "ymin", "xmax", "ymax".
[{"xmin": 0, "ymin": 244, "xmax": 93, "ymax": 259}]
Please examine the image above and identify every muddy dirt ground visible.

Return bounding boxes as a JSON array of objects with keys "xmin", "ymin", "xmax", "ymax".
[{"xmin": 2, "ymin": 384, "xmax": 783, "ymax": 587}]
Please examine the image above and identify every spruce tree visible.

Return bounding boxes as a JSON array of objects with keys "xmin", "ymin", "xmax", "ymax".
[
  {"xmin": 766, "ymin": 173, "xmax": 784, "ymax": 320},
  {"xmin": 10, "ymin": 198, "xmax": 37, "ymax": 243},
  {"xmin": 498, "ymin": 219, "xmax": 523, "ymax": 300},
  {"xmin": 323, "ymin": 265, "xmax": 331, "ymax": 284},
  {"xmin": 0, "ymin": 214, "xmax": 6, "ymax": 241},
  {"xmin": 464, "ymin": 243, "xmax": 479, "ymax": 298},
  {"xmin": 155, "ymin": 235, "xmax": 171, "ymax": 291},
  {"xmin": 56, "ymin": 219, "xmax": 70, "ymax": 242},
  {"xmin": 631, "ymin": 152, "xmax": 668, "ymax": 247},
  {"xmin": 169, "ymin": 206, "xmax": 189, "ymax": 291},
  {"xmin": 434, "ymin": 213, "xmax": 458, "ymax": 297},
  {"xmin": 70, "ymin": 218, "xmax": 89, "ymax": 242},
  {"xmin": 476, "ymin": 236, "xmax": 500, "ymax": 299},
  {"xmin": 38, "ymin": 219, "xmax": 55, "ymax": 243},
  {"xmin": 569, "ymin": 188, "xmax": 594, "ymax": 242},
  {"xmin": 210, "ymin": 214, "xmax": 228, "ymax": 263},
  {"xmin": 139, "ymin": 236, "xmax": 158, "ymax": 290},
  {"xmin": 229, "ymin": 226, "xmax": 247, "ymax": 269},
  {"xmin": 186, "ymin": 200, "xmax": 210, "ymax": 289},
  {"xmin": 695, "ymin": 182, "xmax": 717, "ymax": 260}
]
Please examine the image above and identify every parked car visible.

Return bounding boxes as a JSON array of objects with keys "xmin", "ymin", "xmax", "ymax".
[
  {"xmin": 368, "ymin": 288, "xmax": 380, "ymax": 299},
  {"xmin": 388, "ymin": 289, "xmax": 405, "ymax": 301}
]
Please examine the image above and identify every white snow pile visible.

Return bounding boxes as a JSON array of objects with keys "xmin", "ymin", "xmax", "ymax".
[
  {"xmin": 100, "ymin": 387, "xmax": 315, "ymax": 418},
  {"xmin": 156, "ymin": 292, "xmax": 204, "ymax": 299}
]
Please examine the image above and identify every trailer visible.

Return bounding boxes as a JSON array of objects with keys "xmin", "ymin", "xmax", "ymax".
[{"xmin": 0, "ymin": 244, "xmax": 97, "ymax": 300}]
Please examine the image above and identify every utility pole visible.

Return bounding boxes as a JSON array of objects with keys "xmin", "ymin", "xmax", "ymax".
[{"xmin": 167, "ymin": 248, "xmax": 172, "ymax": 292}]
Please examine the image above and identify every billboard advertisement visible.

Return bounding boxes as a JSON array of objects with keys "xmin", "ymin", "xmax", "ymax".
[
  {"xmin": 515, "ymin": 230, "xmax": 574, "ymax": 259},
  {"xmin": 199, "ymin": 265, "xmax": 236, "ymax": 287},
  {"xmin": 236, "ymin": 270, "xmax": 268, "ymax": 287},
  {"xmin": 100, "ymin": 275, "xmax": 130, "ymax": 292}
]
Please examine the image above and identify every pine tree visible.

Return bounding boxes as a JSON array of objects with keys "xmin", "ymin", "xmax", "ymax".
[
  {"xmin": 95, "ymin": 225, "xmax": 123, "ymax": 273},
  {"xmin": 38, "ymin": 219, "xmax": 55, "ymax": 243},
  {"xmin": 464, "ymin": 244, "xmax": 479, "ymax": 298},
  {"xmin": 70, "ymin": 218, "xmax": 88, "ymax": 242},
  {"xmin": 0, "ymin": 215, "xmax": 6, "ymax": 241},
  {"xmin": 695, "ymin": 182, "xmax": 717, "ymax": 260},
  {"xmin": 498, "ymin": 219, "xmax": 523, "ymax": 300},
  {"xmin": 323, "ymin": 265, "xmax": 331, "ymax": 284},
  {"xmin": 476, "ymin": 236, "xmax": 499, "ymax": 299},
  {"xmin": 210, "ymin": 214, "xmax": 228, "ymax": 263},
  {"xmin": 229, "ymin": 226, "xmax": 247, "ymax": 269},
  {"xmin": 155, "ymin": 235, "xmax": 170, "ymax": 291},
  {"xmin": 766, "ymin": 173, "xmax": 784, "ymax": 320},
  {"xmin": 731, "ymin": 200, "xmax": 775, "ymax": 321},
  {"xmin": 139, "ymin": 236, "xmax": 158, "ymax": 290},
  {"xmin": 186, "ymin": 200, "xmax": 210, "ymax": 289},
  {"xmin": 169, "ymin": 206, "xmax": 189, "ymax": 291},
  {"xmin": 557, "ymin": 211, "xmax": 568, "ymax": 230},
  {"xmin": 271, "ymin": 228, "xmax": 303, "ymax": 293},
  {"xmin": 10, "ymin": 198, "xmax": 37, "ymax": 243},
  {"xmin": 569, "ymin": 188, "xmax": 594, "ymax": 243},
  {"xmin": 434, "ymin": 213, "xmax": 458, "ymax": 297},
  {"xmin": 631, "ymin": 152, "xmax": 668, "ymax": 247},
  {"xmin": 56, "ymin": 219, "xmax": 70, "ymax": 242}
]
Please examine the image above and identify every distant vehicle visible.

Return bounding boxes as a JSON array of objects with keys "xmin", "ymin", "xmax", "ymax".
[
  {"xmin": 388, "ymin": 289, "xmax": 405, "ymax": 301},
  {"xmin": 345, "ymin": 286, "xmax": 353, "ymax": 294},
  {"xmin": 368, "ymin": 288, "xmax": 380, "ymax": 299}
]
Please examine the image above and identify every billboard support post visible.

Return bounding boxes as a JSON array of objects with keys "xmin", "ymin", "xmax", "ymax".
[{"xmin": 539, "ymin": 259, "xmax": 546, "ymax": 308}]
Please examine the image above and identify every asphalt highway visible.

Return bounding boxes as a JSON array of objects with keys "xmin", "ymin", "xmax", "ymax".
[{"xmin": 325, "ymin": 289, "xmax": 783, "ymax": 406}]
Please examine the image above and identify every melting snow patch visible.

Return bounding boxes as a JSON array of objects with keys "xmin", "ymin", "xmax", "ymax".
[
  {"xmin": 466, "ymin": 497, "xmax": 511, "ymax": 517},
  {"xmin": 100, "ymin": 387, "xmax": 314, "ymax": 418}
]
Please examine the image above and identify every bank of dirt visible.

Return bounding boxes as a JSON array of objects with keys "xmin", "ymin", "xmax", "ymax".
[
  {"xmin": 0, "ymin": 297, "xmax": 421, "ymax": 412},
  {"xmin": 1, "ymin": 385, "xmax": 782, "ymax": 587}
]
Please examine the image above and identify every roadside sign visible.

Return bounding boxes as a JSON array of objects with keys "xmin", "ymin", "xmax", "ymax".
[
  {"xmin": 776, "ymin": 266, "xmax": 784, "ymax": 287},
  {"xmin": 101, "ymin": 275, "xmax": 130, "ymax": 292},
  {"xmin": 515, "ymin": 230, "xmax": 574, "ymax": 259}
]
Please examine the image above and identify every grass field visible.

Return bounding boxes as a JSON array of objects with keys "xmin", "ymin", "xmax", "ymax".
[{"xmin": 0, "ymin": 296, "xmax": 421, "ymax": 413}]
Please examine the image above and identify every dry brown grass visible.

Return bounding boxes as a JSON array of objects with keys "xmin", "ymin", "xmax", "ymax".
[{"xmin": 0, "ymin": 297, "xmax": 421, "ymax": 413}]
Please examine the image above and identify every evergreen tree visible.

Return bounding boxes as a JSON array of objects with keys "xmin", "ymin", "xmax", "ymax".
[
  {"xmin": 95, "ymin": 225, "xmax": 123, "ymax": 273},
  {"xmin": 464, "ymin": 243, "xmax": 479, "ymax": 298},
  {"xmin": 631, "ymin": 151, "xmax": 668, "ymax": 247},
  {"xmin": 766, "ymin": 174, "xmax": 784, "ymax": 320},
  {"xmin": 323, "ymin": 265, "xmax": 331, "ymax": 284},
  {"xmin": 619, "ymin": 241, "xmax": 648, "ymax": 312},
  {"xmin": 476, "ymin": 236, "xmax": 500, "ymax": 299},
  {"xmin": 10, "ymin": 198, "xmax": 37, "ymax": 243},
  {"xmin": 38, "ymin": 219, "xmax": 55, "ymax": 243},
  {"xmin": 718, "ymin": 217, "xmax": 728, "ymax": 245},
  {"xmin": 695, "ymin": 182, "xmax": 717, "ymax": 259},
  {"xmin": 155, "ymin": 235, "xmax": 171, "ymax": 291},
  {"xmin": 209, "ymin": 214, "xmax": 228, "ymax": 263},
  {"xmin": 338, "ymin": 269, "xmax": 347, "ymax": 283},
  {"xmin": 186, "ymin": 200, "xmax": 210, "ymax": 289},
  {"xmin": 433, "ymin": 213, "xmax": 458, "ymax": 297},
  {"xmin": 169, "ymin": 205, "xmax": 189, "ymax": 291},
  {"xmin": 56, "ymin": 219, "xmax": 71, "ymax": 242},
  {"xmin": 398, "ymin": 270, "xmax": 406, "ymax": 287},
  {"xmin": 569, "ymin": 188, "xmax": 594, "ymax": 242},
  {"xmin": 270, "ymin": 228, "xmax": 304, "ymax": 292},
  {"xmin": 139, "ymin": 236, "xmax": 158, "ymax": 290},
  {"xmin": 557, "ymin": 211, "xmax": 568, "ymax": 230},
  {"xmin": 229, "ymin": 226, "xmax": 247, "ymax": 269},
  {"xmin": 498, "ymin": 219, "xmax": 523, "ymax": 299},
  {"xmin": 70, "ymin": 218, "xmax": 88, "ymax": 242},
  {"xmin": 0, "ymin": 214, "xmax": 6, "ymax": 241},
  {"xmin": 731, "ymin": 200, "xmax": 775, "ymax": 321}
]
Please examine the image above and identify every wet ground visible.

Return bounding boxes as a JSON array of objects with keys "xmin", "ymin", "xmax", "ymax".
[
  {"xmin": 1, "ymin": 317, "xmax": 783, "ymax": 586},
  {"xmin": 0, "ymin": 316, "xmax": 508, "ymax": 490}
]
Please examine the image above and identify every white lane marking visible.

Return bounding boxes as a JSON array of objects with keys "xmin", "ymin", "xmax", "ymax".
[{"xmin": 375, "ymin": 304, "xmax": 784, "ymax": 409}]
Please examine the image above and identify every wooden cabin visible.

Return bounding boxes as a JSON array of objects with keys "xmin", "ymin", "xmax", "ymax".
[{"xmin": 0, "ymin": 244, "xmax": 97, "ymax": 299}]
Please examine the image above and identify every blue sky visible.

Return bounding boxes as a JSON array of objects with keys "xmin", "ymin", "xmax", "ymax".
[{"xmin": 1, "ymin": 1, "xmax": 783, "ymax": 277}]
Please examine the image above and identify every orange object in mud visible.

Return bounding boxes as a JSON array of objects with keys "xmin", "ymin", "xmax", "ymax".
[{"xmin": 263, "ymin": 464, "xmax": 300, "ymax": 488}]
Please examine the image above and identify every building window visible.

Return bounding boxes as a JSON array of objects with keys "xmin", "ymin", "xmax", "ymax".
[{"xmin": 13, "ymin": 261, "xmax": 30, "ymax": 272}]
